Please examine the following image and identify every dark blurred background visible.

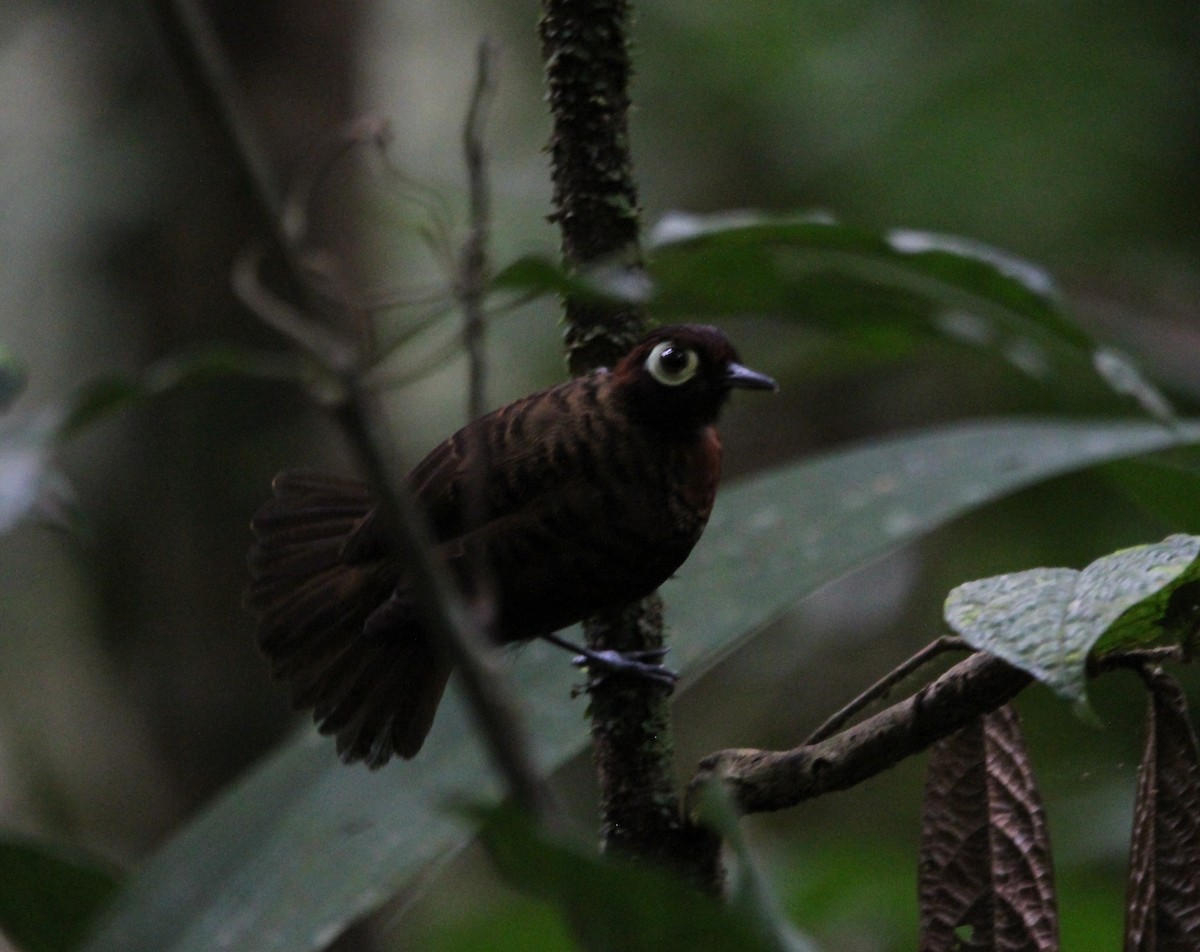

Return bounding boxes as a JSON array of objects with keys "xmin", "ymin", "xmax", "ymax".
[{"xmin": 1, "ymin": 2, "xmax": 1198, "ymax": 949}]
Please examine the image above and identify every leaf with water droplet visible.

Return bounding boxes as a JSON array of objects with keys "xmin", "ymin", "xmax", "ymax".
[
  {"xmin": 1092, "ymin": 348, "xmax": 1176, "ymax": 426},
  {"xmin": 945, "ymin": 534, "xmax": 1200, "ymax": 703}
]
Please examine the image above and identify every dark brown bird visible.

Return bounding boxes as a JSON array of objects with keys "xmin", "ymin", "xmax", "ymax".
[{"xmin": 246, "ymin": 324, "xmax": 776, "ymax": 767}]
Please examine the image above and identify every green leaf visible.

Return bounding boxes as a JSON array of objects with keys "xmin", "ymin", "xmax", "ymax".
[
  {"xmin": 491, "ymin": 258, "xmax": 603, "ymax": 301},
  {"xmin": 944, "ymin": 534, "xmax": 1200, "ymax": 702},
  {"xmin": 692, "ymin": 784, "xmax": 815, "ymax": 951},
  {"xmin": 418, "ymin": 895, "xmax": 573, "ymax": 952},
  {"xmin": 473, "ymin": 805, "xmax": 811, "ymax": 952},
  {"xmin": 646, "ymin": 212, "xmax": 1162, "ymax": 409},
  {"xmin": 647, "ymin": 212, "xmax": 1078, "ymax": 334},
  {"xmin": 1109, "ymin": 455, "xmax": 1200, "ymax": 533},
  {"xmin": 81, "ymin": 417, "xmax": 1200, "ymax": 952},
  {"xmin": 497, "ymin": 214, "xmax": 1174, "ymax": 415},
  {"xmin": 0, "ymin": 834, "xmax": 120, "ymax": 952},
  {"xmin": 61, "ymin": 346, "xmax": 312, "ymax": 436}
]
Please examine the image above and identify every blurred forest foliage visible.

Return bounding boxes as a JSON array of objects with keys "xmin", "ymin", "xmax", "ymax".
[{"xmin": 1, "ymin": 1, "xmax": 1198, "ymax": 950}]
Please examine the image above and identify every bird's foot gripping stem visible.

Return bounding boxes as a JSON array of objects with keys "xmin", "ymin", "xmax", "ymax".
[{"xmin": 541, "ymin": 633, "xmax": 679, "ymax": 693}]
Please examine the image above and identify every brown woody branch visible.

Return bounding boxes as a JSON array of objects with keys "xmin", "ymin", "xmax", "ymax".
[
  {"xmin": 690, "ymin": 652, "xmax": 1032, "ymax": 816},
  {"xmin": 689, "ymin": 644, "xmax": 1188, "ymax": 818}
]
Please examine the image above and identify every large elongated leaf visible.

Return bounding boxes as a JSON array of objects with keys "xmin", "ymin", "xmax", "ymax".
[
  {"xmin": 82, "ymin": 418, "xmax": 1200, "ymax": 952},
  {"xmin": 496, "ymin": 214, "xmax": 1166, "ymax": 413},
  {"xmin": 645, "ymin": 212, "xmax": 1082, "ymax": 343}
]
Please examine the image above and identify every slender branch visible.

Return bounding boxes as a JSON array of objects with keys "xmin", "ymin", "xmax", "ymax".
[
  {"xmin": 689, "ymin": 652, "xmax": 1033, "ymax": 817},
  {"xmin": 461, "ymin": 40, "xmax": 496, "ymax": 426},
  {"xmin": 453, "ymin": 40, "xmax": 505, "ymax": 695},
  {"xmin": 231, "ymin": 245, "xmax": 355, "ymax": 372},
  {"xmin": 539, "ymin": 0, "xmax": 723, "ymax": 889},
  {"xmin": 278, "ymin": 115, "xmax": 392, "ymax": 250},
  {"xmin": 691, "ymin": 643, "xmax": 1192, "ymax": 818},
  {"xmin": 157, "ymin": 5, "xmax": 557, "ymax": 823},
  {"xmin": 804, "ymin": 635, "xmax": 970, "ymax": 744},
  {"xmin": 1091, "ymin": 644, "xmax": 1185, "ymax": 677},
  {"xmin": 149, "ymin": 0, "xmax": 286, "ymax": 234}
]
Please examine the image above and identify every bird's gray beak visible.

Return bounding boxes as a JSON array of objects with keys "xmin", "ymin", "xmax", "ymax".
[{"xmin": 725, "ymin": 362, "xmax": 779, "ymax": 392}]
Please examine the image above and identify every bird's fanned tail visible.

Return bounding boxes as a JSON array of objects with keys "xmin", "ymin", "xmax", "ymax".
[{"xmin": 246, "ymin": 471, "xmax": 452, "ymax": 766}]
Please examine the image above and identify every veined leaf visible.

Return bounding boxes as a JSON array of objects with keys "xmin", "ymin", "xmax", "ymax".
[
  {"xmin": 82, "ymin": 418, "xmax": 1200, "ymax": 952},
  {"xmin": 1124, "ymin": 670, "xmax": 1200, "ymax": 949},
  {"xmin": 474, "ymin": 803, "xmax": 812, "ymax": 952},
  {"xmin": 919, "ymin": 705, "xmax": 1059, "ymax": 951},
  {"xmin": 944, "ymin": 534, "xmax": 1200, "ymax": 703}
]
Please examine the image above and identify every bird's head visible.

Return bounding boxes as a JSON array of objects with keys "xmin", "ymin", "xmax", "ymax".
[{"xmin": 614, "ymin": 324, "xmax": 777, "ymax": 432}]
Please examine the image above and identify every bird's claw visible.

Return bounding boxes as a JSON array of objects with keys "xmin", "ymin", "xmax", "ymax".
[{"xmin": 571, "ymin": 647, "xmax": 679, "ymax": 691}]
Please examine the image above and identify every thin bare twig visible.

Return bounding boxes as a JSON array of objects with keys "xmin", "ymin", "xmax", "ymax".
[
  {"xmin": 456, "ymin": 39, "xmax": 501, "ymax": 640},
  {"xmin": 280, "ymin": 115, "xmax": 393, "ymax": 249},
  {"xmin": 1091, "ymin": 644, "xmax": 1186, "ymax": 677},
  {"xmin": 150, "ymin": 0, "xmax": 286, "ymax": 233},
  {"xmin": 462, "ymin": 39, "xmax": 496, "ymax": 427},
  {"xmin": 804, "ymin": 635, "xmax": 971, "ymax": 744},
  {"xmin": 159, "ymin": 0, "xmax": 558, "ymax": 823},
  {"xmin": 231, "ymin": 244, "xmax": 355, "ymax": 371},
  {"xmin": 538, "ymin": 0, "xmax": 721, "ymax": 887}
]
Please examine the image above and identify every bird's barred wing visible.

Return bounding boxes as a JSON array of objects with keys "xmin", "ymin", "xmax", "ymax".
[{"xmin": 407, "ymin": 372, "xmax": 608, "ymax": 541}]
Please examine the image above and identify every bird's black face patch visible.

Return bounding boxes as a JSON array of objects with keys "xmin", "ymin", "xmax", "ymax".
[{"xmin": 618, "ymin": 324, "xmax": 773, "ymax": 432}]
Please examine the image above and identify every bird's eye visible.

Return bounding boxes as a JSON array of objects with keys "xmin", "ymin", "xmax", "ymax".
[{"xmin": 646, "ymin": 342, "xmax": 700, "ymax": 386}]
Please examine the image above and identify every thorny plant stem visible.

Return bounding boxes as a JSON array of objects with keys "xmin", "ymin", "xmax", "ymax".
[
  {"xmin": 539, "ymin": 0, "xmax": 723, "ymax": 888},
  {"xmin": 540, "ymin": 0, "xmax": 649, "ymax": 375}
]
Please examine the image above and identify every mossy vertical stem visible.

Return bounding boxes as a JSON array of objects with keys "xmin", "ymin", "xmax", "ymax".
[{"xmin": 538, "ymin": 0, "xmax": 723, "ymax": 889}]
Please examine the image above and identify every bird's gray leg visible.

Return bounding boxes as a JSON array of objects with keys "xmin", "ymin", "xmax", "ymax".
[{"xmin": 540, "ymin": 632, "xmax": 679, "ymax": 689}]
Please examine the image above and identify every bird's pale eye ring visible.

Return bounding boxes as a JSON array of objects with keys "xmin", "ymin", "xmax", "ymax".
[{"xmin": 646, "ymin": 342, "xmax": 700, "ymax": 386}]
